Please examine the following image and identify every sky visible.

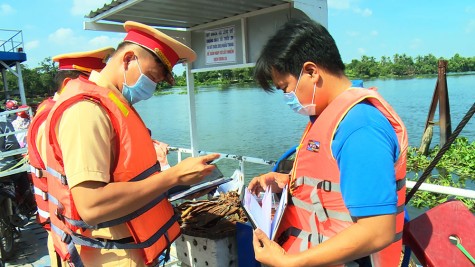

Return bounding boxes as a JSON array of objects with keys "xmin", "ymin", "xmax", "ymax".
[{"xmin": 1, "ymin": 0, "xmax": 474, "ymax": 74}]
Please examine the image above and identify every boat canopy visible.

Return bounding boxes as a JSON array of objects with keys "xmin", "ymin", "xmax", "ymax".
[{"xmin": 84, "ymin": 0, "xmax": 328, "ymax": 155}]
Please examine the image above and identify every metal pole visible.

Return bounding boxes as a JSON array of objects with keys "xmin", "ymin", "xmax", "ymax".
[
  {"xmin": 185, "ymin": 63, "xmax": 198, "ymax": 157},
  {"xmin": 15, "ymin": 62, "xmax": 27, "ymax": 105},
  {"xmin": 437, "ymin": 60, "xmax": 452, "ymax": 147},
  {"xmin": 241, "ymin": 18, "xmax": 248, "ymax": 64},
  {"xmin": 423, "ymin": 78, "xmax": 439, "ymax": 131},
  {"xmin": 1, "ymin": 69, "xmax": 8, "ymax": 100}
]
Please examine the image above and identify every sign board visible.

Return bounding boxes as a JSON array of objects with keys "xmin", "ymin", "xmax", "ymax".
[{"xmin": 205, "ymin": 26, "xmax": 236, "ymax": 65}]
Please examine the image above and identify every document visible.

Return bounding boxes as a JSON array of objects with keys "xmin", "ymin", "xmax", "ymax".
[
  {"xmin": 168, "ymin": 165, "xmax": 232, "ymax": 202},
  {"xmin": 242, "ymin": 185, "xmax": 288, "ymax": 240}
]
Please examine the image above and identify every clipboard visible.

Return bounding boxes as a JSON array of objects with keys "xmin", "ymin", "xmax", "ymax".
[
  {"xmin": 241, "ymin": 200, "xmax": 258, "ymax": 230},
  {"xmin": 168, "ymin": 165, "xmax": 232, "ymax": 202}
]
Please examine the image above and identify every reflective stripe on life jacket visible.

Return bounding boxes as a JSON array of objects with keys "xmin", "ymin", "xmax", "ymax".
[
  {"xmin": 44, "ymin": 76, "xmax": 181, "ymax": 265},
  {"xmin": 27, "ymin": 98, "xmax": 56, "ymax": 229},
  {"xmin": 276, "ymin": 88, "xmax": 408, "ymax": 267}
]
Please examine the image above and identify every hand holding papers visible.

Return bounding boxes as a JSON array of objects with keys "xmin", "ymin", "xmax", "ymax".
[{"xmin": 242, "ymin": 185, "xmax": 288, "ymax": 240}]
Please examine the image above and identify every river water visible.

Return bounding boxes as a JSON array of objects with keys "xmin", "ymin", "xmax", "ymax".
[{"xmin": 136, "ymin": 74, "xmax": 475, "ymax": 180}]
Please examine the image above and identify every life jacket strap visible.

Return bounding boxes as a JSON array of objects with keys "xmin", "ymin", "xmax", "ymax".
[
  {"xmin": 159, "ymin": 232, "xmax": 171, "ymax": 266},
  {"xmin": 49, "ymin": 193, "xmax": 59, "ymax": 206},
  {"xmin": 51, "ymin": 215, "xmax": 176, "ymax": 265},
  {"xmin": 66, "ymin": 213, "xmax": 178, "ymax": 250},
  {"xmin": 292, "ymin": 176, "xmax": 344, "ymax": 224},
  {"xmin": 46, "ymin": 166, "xmax": 68, "ymax": 185},
  {"xmin": 396, "ymin": 178, "xmax": 405, "ymax": 191},
  {"xmin": 130, "ymin": 162, "xmax": 161, "ymax": 182},
  {"xmin": 52, "ymin": 162, "xmax": 164, "ymax": 229},
  {"xmin": 39, "ymin": 218, "xmax": 51, "ymax": 227},
  {"xmin": 294, "ymin": 176, "xmax": 341, "ymax": 192},
  {"xmin": 48, "ymin": 162, "xmax": 167, "ymax": 229},
  {"xmin": 67, "ymin": 241, "xmax": 84, "ymax": 267},
  {"xmin": 33, "ymin": 186, "xmax": 48, "ymax": 201},
  {"xmin": 393, "ymin": 231, "xmax": 402, "ymax": 242},
  {"xmin": 37, "ymin": 207, "xmax": 50, "ymax": 220},
  {"xmin": 291, "ymin": 194, "xmax": 353, "ymax": 223},
  {"xmin": 50, "ymin": 224, "xmax": 84, "ymax": 267},
  {"xmin": 64, "ymin": 192, "xmax": 167, "ymax": 229},
  {"xmin": 279, "ymin": 227, "xmax": 387, "ymax": 267},
  {"xmin": 397, "ymin": 204, "xmax": 404, "ymax": 214},
  {"xmin": 279, "ymin": 227, "xmax": 327, "ymax": 250}
]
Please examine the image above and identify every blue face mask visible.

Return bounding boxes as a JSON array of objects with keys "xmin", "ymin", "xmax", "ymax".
[
  {"xmin": 283, "ymin": 69, "xmax": 316, "ymax": 116},
  {"xmin": 122, "ymin": 57, "xmax": 158, "ymax": 105}
]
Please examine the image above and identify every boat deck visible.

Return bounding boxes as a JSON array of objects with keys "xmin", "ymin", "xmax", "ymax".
[{"xmin": 5, "ymin": 220, "xmax": 49, "ymax": 267}]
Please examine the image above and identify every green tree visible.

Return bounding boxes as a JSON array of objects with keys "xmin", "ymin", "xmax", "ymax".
[
  {"xmin": 392, "ymin": 53, "xmax": 415, "ymax": 76},
  {"xmin": 36, "ymin": 57, "xmax": 58, "ymax": 95},
  {"xmin": 414, "ymin": 54, "xmax": 438, "ymax": 74},
  {"xmin": 379, "ymin": 56, "xmax": 392, "ymax": 77},
  {"xmin": 449, "ymin": 53, "xmax": 469, "ymax": 72}
]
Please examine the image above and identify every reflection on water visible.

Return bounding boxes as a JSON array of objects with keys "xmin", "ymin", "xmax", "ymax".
[{"xmin": 136, "ymin": 74, "xmax": 475, "ymax": 182}]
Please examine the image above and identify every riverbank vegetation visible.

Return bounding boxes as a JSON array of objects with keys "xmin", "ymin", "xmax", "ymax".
[
  {"xmin": 345, "ymin": 53, "xmax": 475, "ymax": 79},
  {"xmin": 1, "ymin": 53, "xmax": 474, "ymax": 103},
  {"xmin": 407, "ymin": 137, "xmax": 475, "ymax": 212},
  {"xmin": 170, "ymin": 53, "xmax": 475, "ymax": 87}
]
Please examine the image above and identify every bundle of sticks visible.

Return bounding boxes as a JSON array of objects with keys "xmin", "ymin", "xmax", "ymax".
[{"xmin": 174, "ymin": 191, "xmax": 248, "ymax": 239}]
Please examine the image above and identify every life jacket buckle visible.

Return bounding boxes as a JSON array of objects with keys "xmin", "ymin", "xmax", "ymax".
[
  {"xmin": 61, "ymin": 232, "xmax": 72, "ymax": 244},
  {"xmin": 60, "ymin": 175, "xmax": 68, "ymax": 185},
  {"xmin": 31, "ymin": 166, "xmax": 44, "ymax": 178},
  {"xmin": 277, "ymin": 229, "xmax": 290, "ymax": 245},
  {"xmin": 55, "ymin": 209, "xmax": 64, "ymax": 221},
  {"xmin": 42, "ymin": 191, "xmax": 48, "ymax": 201},
  {"xmin": 321, "ymin": 180, "xmax": 331, "ymax": 192},
  {"xmin": 55, "ymin": 204, "xmax": 65, "ymax": 221},
  {"xmin": 36, "ymin": 168, "xmax": 43, "ymax": 178}
]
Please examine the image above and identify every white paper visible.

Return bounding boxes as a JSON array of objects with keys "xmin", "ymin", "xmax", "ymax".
[
  {"xmin": 270, "ymin": 185, "xmax": 288, "ymax": 240},
  {"xmin": 242, "ymin": 185, "xmax": 288, "ymax": 240}
]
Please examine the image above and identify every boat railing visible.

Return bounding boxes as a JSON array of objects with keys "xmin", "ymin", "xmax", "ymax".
[
  {"xmin": 0, "ymin": 29, "xmax": 24, "ymax": 53},
  {"xmin": 0, "ymin": 107, "xmax": 31, "ymax": 178},
  {"xmin": 406, "ymin": 180, "xmax": 475, "ymax": 199},
  {"xmin": 169, "ymin": 146, "xmax": 475, "ymax": 200},
  {"xmin": 168, "ymin": 146, "xmax": 276, "ymax": 178}
]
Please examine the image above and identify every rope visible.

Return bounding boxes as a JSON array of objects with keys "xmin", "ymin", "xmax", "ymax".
[
  {"xmin": 0, "ymin": 156, "xmax": 28, "ymax": 175},
  {"xmin": 406, "ymin": 102, "xmax": 475, "ymax": 204}
]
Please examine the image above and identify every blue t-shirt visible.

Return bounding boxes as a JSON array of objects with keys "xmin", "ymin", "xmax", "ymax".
[{"xmin": 314, "ymin": 101, "xmax": 400, "ymax": 217}]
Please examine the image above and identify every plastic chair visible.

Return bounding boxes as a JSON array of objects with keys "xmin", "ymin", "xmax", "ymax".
[{"xmin": 403, "ymin": 200, "xmax": 475, "ymax": 266}]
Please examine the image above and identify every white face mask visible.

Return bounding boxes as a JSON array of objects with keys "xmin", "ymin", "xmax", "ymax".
[{"xmin": 282, "ymin": 69, "xmax": 316, "ymax": 116}]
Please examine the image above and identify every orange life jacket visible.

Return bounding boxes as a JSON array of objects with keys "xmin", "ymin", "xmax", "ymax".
[
  {"xmin": 44, "ymin": 77, "xmax": 180, "ymax": 266},
  {"xmin": 27, "ymin": 98, "xmax": 56, "ymax": 229},
  {"xmin": 277, "ymin": 88, "xmax": 407, "ymax": 267}
]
